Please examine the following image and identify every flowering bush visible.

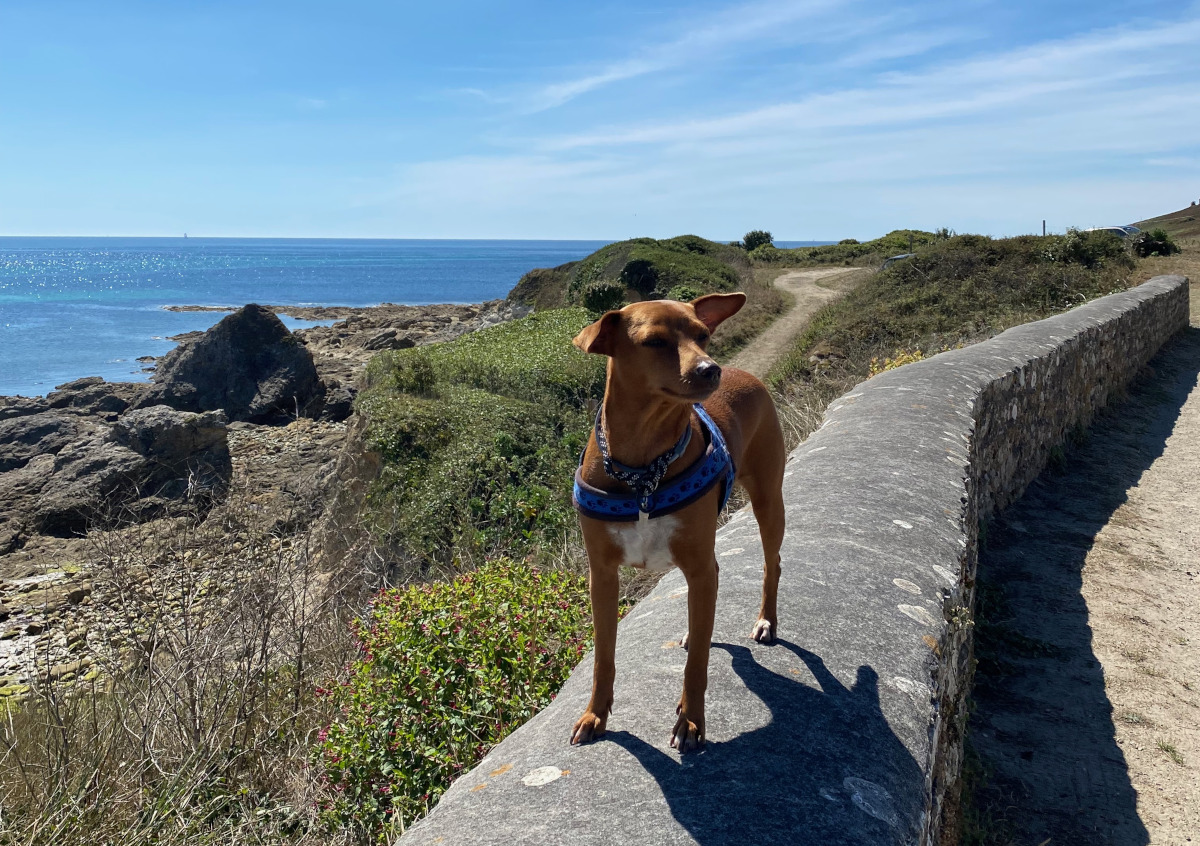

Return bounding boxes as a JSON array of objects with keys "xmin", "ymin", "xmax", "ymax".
[{"xmin": 316, "ymin": 559, "xmax": 594, "ymax": 839}]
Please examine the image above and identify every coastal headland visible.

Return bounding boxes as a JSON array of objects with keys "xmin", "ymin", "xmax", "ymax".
[{"xmin": 2, "ymin": 223, "xmax": 1196, "ymax": 843}]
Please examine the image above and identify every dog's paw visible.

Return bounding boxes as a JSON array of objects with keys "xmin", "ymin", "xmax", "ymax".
[
  {"xmin": 670, "ymin": 711, "xmax": 705, "ymax": 752},
  {"xmin": 680, "ymin": 632, "xmax": 689, "ymax": 650},
  {"xmin": 570, "ymin": 712, "xmax": 607, "ymax": 745},
  {"xmin": 750, "ymin": 618, "xmax": 775, "ymax": 643}
]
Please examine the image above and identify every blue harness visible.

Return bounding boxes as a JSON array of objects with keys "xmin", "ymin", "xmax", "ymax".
[{"xmin": 573, "ymin": 404, "xmax": 735, "ymax": 522}]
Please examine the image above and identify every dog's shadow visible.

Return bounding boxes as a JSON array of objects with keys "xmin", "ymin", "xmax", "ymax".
[{"xmin": 604, "ymin": 639, "xmax": 924, "ymax": 843}]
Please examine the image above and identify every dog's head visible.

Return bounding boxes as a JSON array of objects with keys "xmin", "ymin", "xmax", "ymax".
[{"xmin": 573, "ymin": 293, "xmax": 746, "ymax": 402}]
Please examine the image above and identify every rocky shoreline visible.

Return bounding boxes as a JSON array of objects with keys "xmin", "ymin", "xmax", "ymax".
[{"xmin": 0, "ymin": 297, "xmax": 530, "ymax": 696}]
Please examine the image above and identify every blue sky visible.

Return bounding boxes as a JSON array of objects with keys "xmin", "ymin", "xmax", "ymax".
[{"xmin": 1, "ymin": 1, "xmax": 1197, "ymax": 239}]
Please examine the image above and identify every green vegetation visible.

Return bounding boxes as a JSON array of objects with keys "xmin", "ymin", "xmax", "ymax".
[
  {"xmin": 510, "ymin": 236, "xmax": 747, "ymax": 311},
  {"xmin": 359, "ymin": 308, "xmax": 604, "ymax": 569},
  {"xmin": 769, "ymin": 232, "xmax": 1136, "ymax": 445},
  {"xmin": 1132, "ymin": 227, "xmax": 1181, "ymax": 258},
  {"xmin": 749, "ymin": 229, "xmax": 942, "ymax": 267},
  {"xmin": 507, "ymin": 235, "xmax": 785, "ymax": 360},
  {"xmin": 741, "ymin": 229, "xmax": 773, "ymax": 252},
  {"xmin": 317, "ymin": 559, "xmax": 598, "ymax": 839}
]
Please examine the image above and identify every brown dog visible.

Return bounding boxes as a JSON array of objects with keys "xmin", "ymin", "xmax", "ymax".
[{"xmin": 569, "ymin": 292, "xmax": 786, "ymax": 752}]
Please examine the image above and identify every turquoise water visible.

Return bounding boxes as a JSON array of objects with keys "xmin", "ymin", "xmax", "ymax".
[
  {"xmin": 0, "ymin": 237, "xmax": 610, "ymax": 396},
  {"xmin": 0, "ymin": 237, "xmax": 828, "ymax": 397}
]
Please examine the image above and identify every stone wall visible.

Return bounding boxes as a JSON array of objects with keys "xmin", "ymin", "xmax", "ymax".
[{"xmin": 398, "ymin": 275, "xmax": 1189, "ymax": 846}]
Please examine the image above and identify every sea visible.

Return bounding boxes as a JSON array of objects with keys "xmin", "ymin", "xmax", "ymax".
[{"xmin": 0, "ymin": 237, "xmax": 826, "ymax": 397}]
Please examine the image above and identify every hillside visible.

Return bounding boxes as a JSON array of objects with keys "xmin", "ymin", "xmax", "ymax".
[
  {"xmin": 508, "ymin": 235, "xmax": 751, "ymax": 310},
  {"xmin": 508, "ymin": 235, "xmax": 785, "ymax": 360},
  {"xmin": 748, "ymin": 228, "xmax": 940, "ymax": 267},
  {"xmin": 1136, "ymin": 202, "xmax": 1200, "ymax": 240}
]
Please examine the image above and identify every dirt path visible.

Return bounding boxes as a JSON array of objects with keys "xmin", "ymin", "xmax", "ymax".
[
  {"xmin": 967, "ymin": 286, "xmax": 1199, "ymax": 845},
  {"xmin": 726, "ymin": 268, "xmax": 857, "ymax": 378}
]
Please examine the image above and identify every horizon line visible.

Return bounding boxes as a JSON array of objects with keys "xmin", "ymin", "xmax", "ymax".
[{"xmin": 0, "ymin": 233, "xmax": 839, "ymax": 243}]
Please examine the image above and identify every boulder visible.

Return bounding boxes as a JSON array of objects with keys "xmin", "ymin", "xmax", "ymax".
[
  {"xmin": 46, "ymin": 378, "xmax": 144, "ymax": 417},
  {"xmin": 113, "ymin": 405, "xmax": 227, "ymax": 464},
  {"xmin": 0, "ymin": 396, "xmax": 51, "ymax": 421},
  {"xmin": 30, "ymin": 406, "xmax": 231, "ymax": 537},
  {"xmin": 141, "ymin": 304, "xmax": 323, "ymax": 422},
  {"xmin": 316, "ymin": 379, "xmax": 356, "ymax": 423},
  {"xmin": 0, "ymin": 412, "xmax": 88, "ymax": 472},
  {"xmin": 0, "ymin": 454, "xmax": 56, "ymax": 551},
  {"xmin": 361, "ymin": 328, "xmax": 417, "ymax": 351}
]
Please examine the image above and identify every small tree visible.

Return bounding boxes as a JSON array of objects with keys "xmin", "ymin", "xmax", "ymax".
[
  {"xmin": 1132, "ymin": 228, "xmax": 1181, "ymax": 258},
  {"xmin": 742, "ymin": 230, "xmax": 773, "ymax": 252}
]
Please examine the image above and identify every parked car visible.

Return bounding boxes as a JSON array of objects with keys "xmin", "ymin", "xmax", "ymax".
[
  {"xmin": 881, "ymin": 253, "xmax": 916, "ymax": 269},
  {"xmin": 1084, "ymin": 225, "xmax": 1140, "ymax": 239}
]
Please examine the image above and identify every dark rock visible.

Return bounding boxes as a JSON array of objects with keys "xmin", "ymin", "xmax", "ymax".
[
  {"xmin": 0, "ymin": 453, "xmax": 55, "ymax": 550},
  {"xmin": 46, "ymin": 377, "xmax": 105, "ymax": 406},
  {"xmin": 0, "ymin": 396, "xmax": 51, "ymax": 421},
  {"xmin": 45, "ymin": 379, "xmax": 143, "ymax": 417},
  {"xmin": 113, "ymin": 406, "xmax": 227, "ymax": 463},
  {"xmin": 32, "ymin": 435, "xmax": 147, "ymax": 535},
  {"xmin": 317, "ymin": 380, "xmax": 356, "ymax": 422},
  {"xmin": 0, "ymin": 412, "xmax": 86, "ymax": 472},
  {"xmin": 362, "ymin": 328, "xmax": 417, "ymax": 351},
  {"xmin": 32, "ymin": 406, "xmax": 230, "ymax": 536},
  {"xmin": 66, "ymin": 585, "xmax": 91, "ymax": 605},
  {"xmin": 142, "ymin": 304, "xmax": 323, "ymax": 422}
]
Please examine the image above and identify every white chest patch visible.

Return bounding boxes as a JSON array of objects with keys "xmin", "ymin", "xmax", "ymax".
[{"xmin": 607, "ymin": 515, "xmax": 680, "ymax": 572}]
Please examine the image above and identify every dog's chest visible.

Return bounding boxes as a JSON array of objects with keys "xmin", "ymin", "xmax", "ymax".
[{"xmin": 607, "ymin": 515, "xmax": 680, "ymax": 572}]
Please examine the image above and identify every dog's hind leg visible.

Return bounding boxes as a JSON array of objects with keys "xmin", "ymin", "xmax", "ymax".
[
  {"xmin": 673, "ymin": 556, "xmax": 717, "ymax": 751},
  {"xmin": 741, "ymin": 461, "xmax": 785, "ymax": 644}
]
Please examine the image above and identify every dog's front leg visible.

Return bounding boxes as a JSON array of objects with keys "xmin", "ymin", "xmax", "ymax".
[
  {"xmin": 571, "ymin": 562, "xmax": 619, "ymax": 745},
  {"xmin": 673, "ymin": 557, "xmax": 717, "ymax": 751}
]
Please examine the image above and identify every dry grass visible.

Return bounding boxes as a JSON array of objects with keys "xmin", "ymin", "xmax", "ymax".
[
  {"xmin": 0, "ymin": 488, "xmax": 373, "ymax": 845},
  {"xmin": 766, "ymin": 233, "xmax": 1143, "ymax": 448}
]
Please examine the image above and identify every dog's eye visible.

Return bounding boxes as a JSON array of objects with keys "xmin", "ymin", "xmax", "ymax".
[
  {"xmin": 696, "ymin": 332, "xmax": 710, "ymax": 345},
  {"xmin": 642, "ymin": 337, "xmax": 669, "ymax": 348}
]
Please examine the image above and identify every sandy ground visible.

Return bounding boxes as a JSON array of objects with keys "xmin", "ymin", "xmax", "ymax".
[
  {"xmin": 968, "ymin": 281, "xmax": 1199, "ymax": 845},
  {"xmin": 726, "ymin": 268, "xmax": 858, "ymax": 378}
]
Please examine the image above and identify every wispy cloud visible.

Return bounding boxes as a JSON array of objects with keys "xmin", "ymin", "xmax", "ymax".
[
  {"xmin": 832, "ymin": 26, "xmax": 975, "ymax": 69},
  {"xmin": 384, "ymin": 13, "xmax": 1200, "ymax": 237},
  {"xmin": 522, "ymin": 0, "xmax": 850, "ymax": 111},
  {"xmin": 532, "ymin": 16, "xmax": 1200, "ymax": 151}
]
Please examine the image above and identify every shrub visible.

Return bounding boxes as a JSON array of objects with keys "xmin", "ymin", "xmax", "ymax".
[
  {"xmin": 1043, "ymin": 228, "xmax": 1132, "ymax": 270},
  {"xmin": 1132, "ymin": 228, "xmax": 1181, "ymax": 258},
  {"xmin": 583, "ymin": 280, "xmax": 627, "ymax": 314},
  {"xmin": 750, "ymin": 229, "xmax": 940, "ymax": 267},
  {"xmin": 316, "ymin": 559, "xmax": 596, "ymax": 839},
  {"xmin": 384, "ymin": 350, "xmax": 437, "ymax": 397},
  {"xmin": 666, "ymin": 283, "xmax": 703, "ymax": 302},
  {"xmin": 562, "ymin": 237, "xmax": 745, "ymax": 306},
  {"xmin": 619, "ymin": 259, "xmax": 660, "ymax": 295},
  {"xmin": 742, "ymin": 230, "xmax": 773, "ymax": 252}
]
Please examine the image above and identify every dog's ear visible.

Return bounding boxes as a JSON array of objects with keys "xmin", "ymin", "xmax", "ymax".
[
  {"xmin": 573, "ymin": 310, "xmax": 622, "ymax": 356},
  {"xmin": 692, "ymin": 292, "xmax": 747, "ymax": 331}
]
